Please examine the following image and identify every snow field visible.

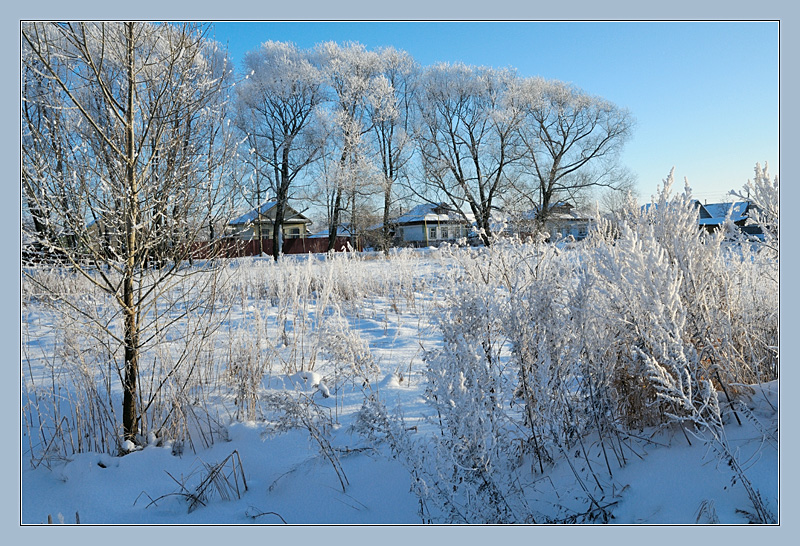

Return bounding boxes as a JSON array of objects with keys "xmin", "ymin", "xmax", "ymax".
[{"xmin": 21, "ymin": 185, "xmax": 779, "ymax": 523}]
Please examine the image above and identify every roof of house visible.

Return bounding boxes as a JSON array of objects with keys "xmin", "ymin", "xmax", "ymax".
[
  {"xmin": 520, "ymin": 202, "xmax": 589, "ymax": 221},
  {"xmin": 229, "ymin": 201, "xmax": 312, "ymax": 226},
  {"xmin": 642, "ymin": 200, "xmax": 750, "ymax": 225},
  {"xmin": 394, "ymin": 203, "xmax": 473, "ymax": 225},
  {"xmin": 698, "ymin": 201, "xmax": 749, "ymax": 225}
]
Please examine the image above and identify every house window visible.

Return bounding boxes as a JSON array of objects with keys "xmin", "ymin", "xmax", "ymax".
[
  {"xmin": 440, "ymin": 227, "xmax": 449, "ymax": 239},
  {"xmin": 429, "ymin": 226, "xmax": 437, "ymax": 240},
  {"xmin": 286, "ymin": 227, "xmax": 301, "ymax": 239}
]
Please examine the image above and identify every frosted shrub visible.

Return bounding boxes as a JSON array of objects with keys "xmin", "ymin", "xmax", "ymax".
[
  {"xmin": 580, "ymin": 170, "xmax": 778, "ymax": 424},
  {"xmin": 631, "ymin": 170, "xmax": 776, "ymax": 387},
  {"xmin": 421, "ymin": 317, "xmax": 518, "ymax": 520},
  {"xmin": 319, "ymin": 311, "xmax": 378, "ymax": 389},
  {"xmin": 224, "ymin": 311, "xmax": 273, "ymax": 420},
  {"xmin": 412, "ymin": 165, "xmax": 778, "ymax": 521},
  {"xmin": 494, "ymin": 238, "xmax": 625, "ymax": 473},
  {"xmin": 499, "ymin": 240, "xmax": 584, "ymax": 463},
  {"xmin": 416, "ymin": 244, "xmax": 533, "ymax": 522},
  {"xmin": 732, "ymin": 162, "xmax": 779, "ymax": 255},
  {"xmin": 591, "ymin": 219, "xmax": 707, "ymax": 426},
  {"xmin": 22, "ymin": 310, "xmax": 121, "ymax": 462},
  {"xmin": 418, "ymin": 240, "xmax": 624, "ymax": 522},
  {"xmin": 719, "ymin": 242, "xmax": 779, "ymax": 382},
  {"xmin": 727, "ymin": 162, "xmax": 779, "ymax": 379}
]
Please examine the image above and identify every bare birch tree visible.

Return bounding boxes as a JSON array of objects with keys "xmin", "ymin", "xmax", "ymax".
[{"xmin": 21, "ymin": 22, "xmax": 234, "ymax": 445}]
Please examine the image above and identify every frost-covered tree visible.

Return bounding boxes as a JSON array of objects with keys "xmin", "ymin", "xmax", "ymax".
[
  {"xmin": 416, "ymin": 63, "xmax": 524, "ymax": 246},
  {"xmin": 512, "ymin": 77, "xmax": 633, "ymax": 228},
  {"xmin": 197, "ymin": 42, "xmax": 237, "ymax": 243},
  {"xmin": 314, "ymin": 41, "xmax": 383, "ymax": 251},
  {"xmin": 21, "ymin": 22, "xmax": 235, "ymax": 444},
  {"xmin": 234, "ymin": 41, "xmax": 325, "ymax": 260},
  {"xmin": 367, "ymin": 48, "xmax": 418, "ymax": 252},
  {"xmin": 21, "ymin": 33, "xmax": 80, "ymax": 251}
]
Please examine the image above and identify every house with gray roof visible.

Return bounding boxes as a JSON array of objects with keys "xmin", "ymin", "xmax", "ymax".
[
  {"xmin": 515, "ymin": 202, "xmax": 594, "ymax": 241},
  {"xmin": 226, "ymin": 201, "xmax": 313, "ymax": 241},
  {"xmin": 392, "ymin": 203, "xmax": 474, "ymax": 246}
]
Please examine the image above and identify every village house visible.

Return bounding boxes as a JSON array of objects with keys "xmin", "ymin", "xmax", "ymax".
[
  {"xmin": 510, "ymin": 202, "xmax": 594, "ymax": 241},
  {"xmin": 226, "ymin": 201, "xmax": 313, "ymax": 241},
  {"xmin": 392, "ymin": 203, "xmax": 473, "ymax": 247},
  {"xmin": 694, "ymin": 200, "xmax": 751, "ymax": 231},
  {"xmin": 696, "ymin": 200, "xmax": 767, "ymax": 240},
  {"xmin": 642, "ymin": 199, "xmax": 763, "ymax": 239}
]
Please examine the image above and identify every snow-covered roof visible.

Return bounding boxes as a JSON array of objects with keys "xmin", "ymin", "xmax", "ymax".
[
  {"xmin": 699, "ymin": 201, "xmax": 749, "ymax": 225},
  {"xmin": 229, "ymin": 201, "xmax": 311, "ymax": 226},
  {"xmin": 520, "ymin": 202, "xmax": 588, "ymax": 221},
  {"xmin": 641, "ymin": 200, "xmax": 750, "ymax": 225},
  {"xmin": 394, "ymin": 203, "xmax": 474, "ymax": 225},
  {"xmin": 229, "ymin": 201, "xmax": 277, "ymax": 225}
]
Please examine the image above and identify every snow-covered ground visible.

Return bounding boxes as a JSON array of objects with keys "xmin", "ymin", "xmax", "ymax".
[
  {"xmin": 19, "ymin": 245, "xmax": 781, "ymax": 527},
  {"xmin": 20, "ymin": 379, "xmax": 778, "ymax": 525}
]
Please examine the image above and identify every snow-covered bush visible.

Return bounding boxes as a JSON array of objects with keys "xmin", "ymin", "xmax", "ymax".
[
  {"xmin": 579, "ymin": 169, "xmax": 779, "ymax": 426},
  {"xmin": 500, "ymin": 241, "xmax": 587, "ymax": 463},
  {"xmin": 319, "ymin": 311, "xmax": 378, "ymax": 390},
  {"xmin": 224, "ymin": 308, "xmax": 273, "ymax": 420},
  {"xmin": 409, "ymin": 165, "xmax": 778, "ymax": 522},
  {"xmin": 732, "ymin": 162, "xmax": 779, "ymax": 253},
  {"xmin": 593, "ymin": 217, "xmax": 709, "ymax": 425},
  {"xmin": 420, "ymin": 274, "xmax": 522, "ymax": 522}
]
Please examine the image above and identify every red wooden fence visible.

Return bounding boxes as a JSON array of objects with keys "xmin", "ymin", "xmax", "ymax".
[{"xmin": 189, "ymin": 236, "xmax": 356, "ymax": 259}]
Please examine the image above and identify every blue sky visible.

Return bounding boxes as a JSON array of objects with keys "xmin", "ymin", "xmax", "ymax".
[{"xmin": 211, "ymin": 21, "xmax": 779, "ymax": 205}]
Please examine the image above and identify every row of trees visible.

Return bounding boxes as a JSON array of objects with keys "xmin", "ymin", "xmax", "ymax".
[
  {"xmin": 20, "ymin": 22, "xmax": 633, "ymax": 443},
  {"xmin": 234, "ymin": 40, "xmax": 635, "ymax": 250},
  {"xmin": 23, "ymin": 22, "xmax": 636, "ymax": 261}
]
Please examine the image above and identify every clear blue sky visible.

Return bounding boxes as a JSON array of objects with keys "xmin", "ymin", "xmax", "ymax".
[{"xmin": 210, "ymin": 21, "xmax": 779, "ymax": 205}]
